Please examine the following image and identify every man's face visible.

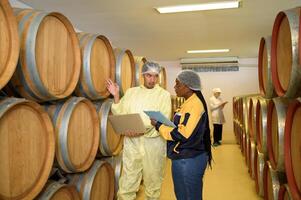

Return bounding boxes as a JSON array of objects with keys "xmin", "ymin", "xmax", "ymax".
[{"xmin": 143, "ymin": 73, "xmax": 159, "ymax": 89}]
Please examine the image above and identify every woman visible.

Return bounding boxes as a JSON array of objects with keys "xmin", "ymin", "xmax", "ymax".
[{"xmin": 150, "ymin": 70, "xmax": 212, "ymax": 200}]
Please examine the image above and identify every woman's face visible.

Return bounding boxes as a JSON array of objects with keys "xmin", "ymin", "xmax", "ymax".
[{"xmin": 174, "ymin": 79, "xmax": 187, "ymax": 97}]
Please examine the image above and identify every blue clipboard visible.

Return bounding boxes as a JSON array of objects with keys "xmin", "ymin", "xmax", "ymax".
[{"xmin": 144, "ymin": 111, "xmax": 176, "ymax": 128}]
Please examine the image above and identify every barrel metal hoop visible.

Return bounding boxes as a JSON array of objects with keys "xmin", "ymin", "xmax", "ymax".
[
  {"xmin": 26, "ymin": 12, "xmax": 55, "ymax": 99},
  {"xmin": 37, "ymin": 182, "xmax": 65, "ymax": 200},
  {"xmin": 115, "ymin": 49, "xmax": 126, "ymax": 96},
  {"xmin": 100, "ymin": 100, "xmax": 113, "ymax": 155},
  {"xmin": 0, "ymin": 98, "xmax": 26, "ymax": 118},
  {"xmin": 82, "ymin": 34, "xmax": 100, "ymax": 99}
]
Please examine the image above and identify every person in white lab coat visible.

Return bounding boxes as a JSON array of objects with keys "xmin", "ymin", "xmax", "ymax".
[
  {"xmin": 106, "ymin": 61, "xmax": 171, "ymax": 200},
  {"xmin": 209, "ymin": 88, "xmax": 227, "ymax": 146}
]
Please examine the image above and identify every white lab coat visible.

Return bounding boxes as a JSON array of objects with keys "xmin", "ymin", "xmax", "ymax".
[{"xmin": 209, "ymin": 95, "xmax": 226, "ymax": 124}]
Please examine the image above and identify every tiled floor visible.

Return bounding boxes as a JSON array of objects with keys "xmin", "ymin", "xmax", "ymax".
[{"xmin": 137, "ymin": 132, "xmax": 262, "ymax": 200}]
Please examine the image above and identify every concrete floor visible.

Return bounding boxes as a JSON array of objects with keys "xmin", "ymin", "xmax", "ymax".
[{"xmin": 137, "ymin": 132, "xmax": 262, "ymax": 200}]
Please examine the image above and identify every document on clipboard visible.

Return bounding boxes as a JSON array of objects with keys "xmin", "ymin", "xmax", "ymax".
[
  {"xmin": 108, "ymin": 113, "xmax": 146, "ymax": 135},
  {"xmin": 144, "ymin": 111, "xmax": 176, "ymax": 128}
]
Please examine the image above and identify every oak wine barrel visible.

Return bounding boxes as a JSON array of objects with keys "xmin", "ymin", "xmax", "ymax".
[
  {"xmin": 284, "ymin": 98, "xmax": 301, "ymax": 200},
  {"xmin": 104, "ymin": 153, "xmax": 123, "ymax": 198},
  {"xmin": 248, "ymin": 97, "xmax": 258, "ymax": 141},
  {"xmin": 263, "ymin": 161, "xmax": 286, "ymax": 200},
  {"xmin": 68, "ymin": 160, "xmax": 115, "ymax": 200},
  {"xmin": 258, "ymin": 36, "xmax": 276, "ymax": 98},
  {"xmin": 134, "ymin": 56, "xmax": 147, "ymax": 86},
  {"xmin": 267, "ymin": 98, "xmax": 290, "ymax": 172},
  {"xmin": 0, "ymin": 0, "xmax": 19, "ymax": 90},
  {"xmin": 75, "ymin": 33, "xmax": 115, "ymax": 100},
  {"xmin": 114, "ymin": 49, "xmax": 135, "ymax": 96},
  {"xmin": 271, "ymin": 7, "xmax": 301, "ymax": 98},
  {"xmin": 256, "ymin": 97, "xmax": 270, "ymax": 157},
  {"xmin": 278, "ymin": 184, "xmax": 293, "ymax": 200},
  {"xmin": 0, "ymin": 98, "xmax": 55, "ymax": 199},
  {"xmin": 254, "ymin": 148, "xmax": 265, "ymax": 197},
  {"xmin": 6, "ymin": 9, "xmax": 81, "ymax": 102},
  {"xmin": 158, "ymin": 66, "xmax": 167, "ymax": 89},
  {"xmin": 36, "ymin": 181, "xmax": 80, "ymax": 200},
  {"xmin": 45, "ymin": 97, "xmax": 99, "ymax": 173},
  {"xmin": 95, "ymin": 99, "xmax": 124, "ymax": 156},
  {"xmin": 247, "ymin": 139, "xmax": 256, "ymax": 179}
]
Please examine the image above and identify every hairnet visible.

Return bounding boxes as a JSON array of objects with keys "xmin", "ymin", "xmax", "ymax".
[
  {"xmin": 177, "ymin": 70, "xmax": 201, "ymax": 91},
  {"xmin": 212, "ymin": 88, "xmax": 222, "ymax": 93},
  {"xmin": 141, "ymin": 61, "xmax": 161, "ymax": 74}
]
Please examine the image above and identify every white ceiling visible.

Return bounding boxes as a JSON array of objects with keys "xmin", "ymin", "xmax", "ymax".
[{"xmin": 19, "ymin": 0, "xmax": 301, "ymax": 61}]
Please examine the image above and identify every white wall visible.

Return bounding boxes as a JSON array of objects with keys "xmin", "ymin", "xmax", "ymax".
[
  {"xmin": 9, "ymin": 0, "xmax": 32, "ymax": 8},
  {"xmin": 159, "ymin": 59, "xmax": 259, "ymax": 135}
]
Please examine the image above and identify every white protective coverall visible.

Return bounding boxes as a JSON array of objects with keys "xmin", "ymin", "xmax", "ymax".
[{"xmin": 111, "ymin": 84, "xmax": 171, "ymax": 200}]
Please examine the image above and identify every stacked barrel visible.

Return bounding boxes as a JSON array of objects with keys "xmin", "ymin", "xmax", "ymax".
[
  {"xmin": 171, "ymin": 95, "xmax": 185, "ymax": 119},
  {"xmin": 0, "ymin": 0, "xmax": 172, "ymax": 199},
  {"xmin": 233, "ymin": 7, "xmax": 301, "ymax": 200}
]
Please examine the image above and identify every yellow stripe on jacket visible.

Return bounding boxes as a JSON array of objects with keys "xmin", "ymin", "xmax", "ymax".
[{"xmin": 159, "ymin": 93, "xmax": 204, "ymax": 141}]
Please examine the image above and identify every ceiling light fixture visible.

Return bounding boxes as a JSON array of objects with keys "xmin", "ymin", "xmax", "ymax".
[
  {"xmin": 187, "ymin": 49, "xmax": 230, "ymax": 54},
  {"xmin": 155, "ymin": 1, "xmax": 241, "ymax": 14}
]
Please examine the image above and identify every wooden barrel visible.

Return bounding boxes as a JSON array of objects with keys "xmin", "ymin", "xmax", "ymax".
[
  {"xmin": 0, "ymin": 98, "xmax": 55, "ymax": 199},
  {"xmin": 69, "ymin": 160, "xmax": 115, "ymax": 200},
  {"xmin": 284, "ymin": 98, "xmax": 301, "ymax": 200},
  {"xmin": 134, "ymin": 56, "xmax": 147, "ymax": 86},
  {"xmin": 45, "ymin": 97, "xmax": 99, "ymax": 173},
  {"xmin": 278, "ymin": 184, "xmax": 293, "ymax": 200},
  {"xmin": 244, "ymin": 132, "xmax": 249, "ymax": 160},
  {"xmin": 75, "ymin": 33, "xmax": 116, "ymax": 100},
  {"xmin": 240, "ymin": 96, "xmax": 254, "ymax": 157},
  {"xmin": 239, "ymin": 125, "xmax": 244, "ymax": 153},
  {"xmin": 171, "ymin": 95, "xmax": 185, "ymax": 116},
  {"xmin": 233, "ymin": 97, "xmax": 240, "ymax": 121},
  {"xmin": 258, "ymin": 36, "xmax": 276, "ymax": 98},
  {"xmin": 158, "ymin": 66, "xmax": 167, "ymax": 89},
  {"xmin": 6, "ymin": 9, "xmax": 81, "ymax": 102},
  {"xmin": 247, "ymin": 139, "xmax": 256, "ymax": 179},
  {"xmin": 95, "ymin": 99, "xmax": 124, "ymax": 156},
  {"xmin": 114, "ymin": 49, "xmax": 135, "ymax": 96},
  {"xmin": 263, "ymin": 161, "xmax": 286, "ymax": 200},
  {"xmin": 234, "ymin": 121, "xmax": 241, "ymax": 145},
  {"xmin": 256, "ymin": 97, "xmax": 270, "ymax": 157},
  {"xmin": 104, "ymin": 153, "xmax": 123, "ymax": 198},
  {"xmin": 267, "ymin": 97, "xmax": 290, "ymax": 172},
  {"xmin": 245, "ymin": 133, "xmax": 250, "ymax": 161},
  {"xmin": 236, "ymin": 97, "xmax": 242, "ymax": 124},
  {"xmin": 248, "ymin": 97, "xmax": 258, "ymax": 141},
  {"xmin": 254, "ymin": 148, "xmax": 265, "ymax": 197},
  {"xmin": 271, "ymin": 7, "xmax": 301, "ymax": 98},
  {"xmin": 0, "ymin": 0, "xmax": 19, "ymax": 90},
  {"xmin": 238, "ymin": 97, "xmax": 244, "ymax": 125},
  {"xmin": 242, "ymin": 96, "xmax": 251, "ymax": 138},
  {"xmin": 36, "ymin": 181, "xmax": 80, "ymax": 200}
]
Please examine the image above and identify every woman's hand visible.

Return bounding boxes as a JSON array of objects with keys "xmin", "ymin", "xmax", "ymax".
[{"xmin": 150, "ymin": 119, "xmax": 157, "ymax": 126}]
